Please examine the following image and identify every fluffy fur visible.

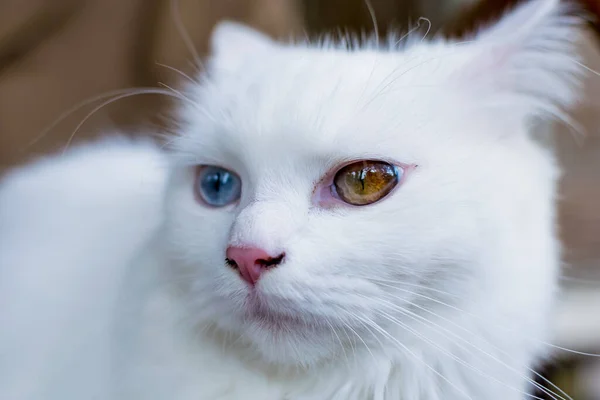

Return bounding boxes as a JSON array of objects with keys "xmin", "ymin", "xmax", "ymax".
[{"xmin": 0, "ymin": 0, "xmax": 588, "ymax": 399}]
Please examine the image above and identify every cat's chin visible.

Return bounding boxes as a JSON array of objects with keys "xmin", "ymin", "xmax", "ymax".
[
  {"xmin": 240, "ymin": 321, "xmax": 340, "ymax": 367},
  {"xmin": 208, "ymin": 300, "xmax": 344, "ymax": 367},
  {"xmin": 246, "ymin": 308, "xmax": 311, "ymax": 332},
  {"xmin": 241, "ymin": 307, "xmax": 340, "ymax": 366}
]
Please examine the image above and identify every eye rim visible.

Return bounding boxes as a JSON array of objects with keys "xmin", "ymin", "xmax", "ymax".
[
  {"xmin": 194, "ymin": 165, "xmax": 242, "ymax": 208},
  {"xmin": 313, "ymin": 159, "xmax": 415, "ymax": 208}
]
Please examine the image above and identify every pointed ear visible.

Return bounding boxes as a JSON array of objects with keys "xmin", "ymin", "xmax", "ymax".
[
  {"xmin": 457, "ymin": 0, "xmax": 586, "ymax": 119},
  {"xmin": 209, "ymin": 21, "xmax": 276, "ymax": 72}
]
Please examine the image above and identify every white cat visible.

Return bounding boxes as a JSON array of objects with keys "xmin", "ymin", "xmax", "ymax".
[{"xmin": 0, "ymin": 0, "xmax": 589, "ymax": 399}]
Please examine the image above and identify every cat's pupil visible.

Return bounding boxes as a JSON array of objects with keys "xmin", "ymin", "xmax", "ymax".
[
  {"xmin": 209, "ymin": 172, "xmax": 222, "ymax": 192},
  {"xmin": 207, "ymin": 172, "xmax": 222, "ymax": 191}
]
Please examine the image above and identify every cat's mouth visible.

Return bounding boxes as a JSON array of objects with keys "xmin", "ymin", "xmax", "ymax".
[
  {"xmin": 247, "ymin": 309, "xmax": 306, "ymax": 330},
  {"xmin": 243, "ymin": 293, "xmax": 316, "ymax": 331}
]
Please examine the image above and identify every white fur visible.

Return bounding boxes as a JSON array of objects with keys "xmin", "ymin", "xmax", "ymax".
[{"xmin": 0, "ymin": 1, "xmax": 588, "ymax": 399}]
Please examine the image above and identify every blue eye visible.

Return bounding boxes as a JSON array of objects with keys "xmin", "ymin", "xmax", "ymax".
[{"xmin": 195, "ymin": 166, "xmax": 242, "ymax": 207}]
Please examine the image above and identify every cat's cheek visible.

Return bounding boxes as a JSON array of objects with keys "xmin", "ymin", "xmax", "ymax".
[{"xmin": 165, "ymin": 184, "xmax": 237, "ymax": 276}]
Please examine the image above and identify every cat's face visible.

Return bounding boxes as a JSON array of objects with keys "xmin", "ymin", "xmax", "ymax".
[{"xmin": 163, "ymin": 0, "xmax": 582, "ymax": 367}]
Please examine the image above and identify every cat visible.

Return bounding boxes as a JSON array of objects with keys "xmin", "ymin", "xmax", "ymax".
[{"xmin": 0, "ymin": 0, "xmax": 589, "ymax": 399}]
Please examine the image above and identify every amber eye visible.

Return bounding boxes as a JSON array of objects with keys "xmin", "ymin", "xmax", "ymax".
[{"xmin": 333, "ymin": 161, "xmax": 401, "ymax": 206}]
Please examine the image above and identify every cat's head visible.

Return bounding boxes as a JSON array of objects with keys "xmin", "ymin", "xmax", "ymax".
[{"xmin": 163, "ymin": 0, "xmax": 585, "ymax": 367}]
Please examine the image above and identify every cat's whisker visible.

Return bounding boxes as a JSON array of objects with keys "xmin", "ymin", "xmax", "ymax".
[
  {"xmin": 299, "ymin": 28, "xmax": 311, "ymax": 44},
  {"xmin": 155, "ymin": 62, "xmax": 197, "ymax": 84},
  {"xmin": 169, "ymin": 0, "xmax": 203, "ymax": 70},
  {"xmin": 341, "ymin": 316, "xmax": 377, "ymax": 364},
  {"xmin": 159, "ymin": 136, "xmax": 179, "ymax": 151},
  {"xmin": 369, "ymin": 294, "xmax": 571, "ymax": 400},
  {"xmin": 226, "ymin": 324, "xmax": 249, "ymax": 349},
  {"xmin": 356, "ymin": 22, "xmax": 448, "ymax": 107},
  {"xmin": 353, "ymin": 314, "xmax": 475, "ymax": 400},
  {"xmin": 324, "ymin": 317, "xmax": 350, "ymax": 368},
  {"xmin": 26, "ymin": 88, "xmax": 185, "ymax": 151},
  {"xmin": 362, "ymin": 51, "xmax": 463, "ymax": 109},
  {"xmin": 370, "ymin": 37, "xmax": 492, "ymax": 98},
  {"xmin": 394, "ymin": 22, "xmax": 424, "ymax": 46},
  {"xmin": 418, "ymin": 17, "xmax": 432, "ymax": 43},
  {"xmin": 373, "ymin": 281, "xmax": 600, "ymax": 358},
  {"xmin": 360, "ymin": 269, "xmax": 600, "ymax": 297},
  {"xmin": 574, "ymin": 58, "xmax": 600, "ymax": 77},
  {"xmin": 158, "ymin": 82, "xmax": 194, "ymax": 103},
  {"xmin": 358, "ymin": 52, "xmax": 430, "ymax": 109},
  {"xmin": 60, "ymin": 90, "xmax": 193, "ymax": 155},
  {"xmin": 350, "ymin": 312, "xmax": 387, "ymax": 355},
  {"xmin": 187, "ymin": 59, "xmax": 202, "ymax": 76},
  {"xmin": 355, "ymin": 26, "xmax": 381, "ymax": 113},
  {"xmin": 371, "ymin": 306, "xmax": 557, "ymax": 400},
  {"xmin": 361, "ymin": 40, "xmax": 597, "ymax": 135},
  {"xmin": 363, "ymin": 0, "xmax": 379, "ymax": 45},
  {"xmin": 338, "ymin": 321, "xmax": 359, "ymax": 364},
  {"xmin": 350, "ymin": 275, "xmax": 462, "ymax": 299},
  {"xmin": 346, "ymin": 273, "xmax": 585, "ymax": 398},
  {"xmin": 355, "ymin": 289, "xmax": 563, "ymax": 399}
]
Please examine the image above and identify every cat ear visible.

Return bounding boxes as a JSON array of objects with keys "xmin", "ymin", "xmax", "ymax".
[
  {"xmin": 459, "ymin": 0, "xmax": 585, "ymax": 118},
  {"xmin": 209, "ymin": 21, "xmax": 276, "ymax": 72}
]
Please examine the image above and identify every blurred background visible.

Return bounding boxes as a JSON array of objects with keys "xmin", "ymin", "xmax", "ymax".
[{"xmin": 0, "ymin": 0, "xmax": 598, "ymax": 398}]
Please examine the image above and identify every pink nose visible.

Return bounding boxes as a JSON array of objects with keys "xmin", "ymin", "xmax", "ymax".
[{"xmin": 225, "ymin": 247, "xmax": 285, "ymax": 285}]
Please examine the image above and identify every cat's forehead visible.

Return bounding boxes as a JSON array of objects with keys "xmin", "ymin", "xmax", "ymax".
[
  {"xmin": 202, "ymin": 44, "xmax": 458, "ymax": 123},
  {"xmin": 174, "ymin": 43, "xmax": 471, "ymax": 170}
]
